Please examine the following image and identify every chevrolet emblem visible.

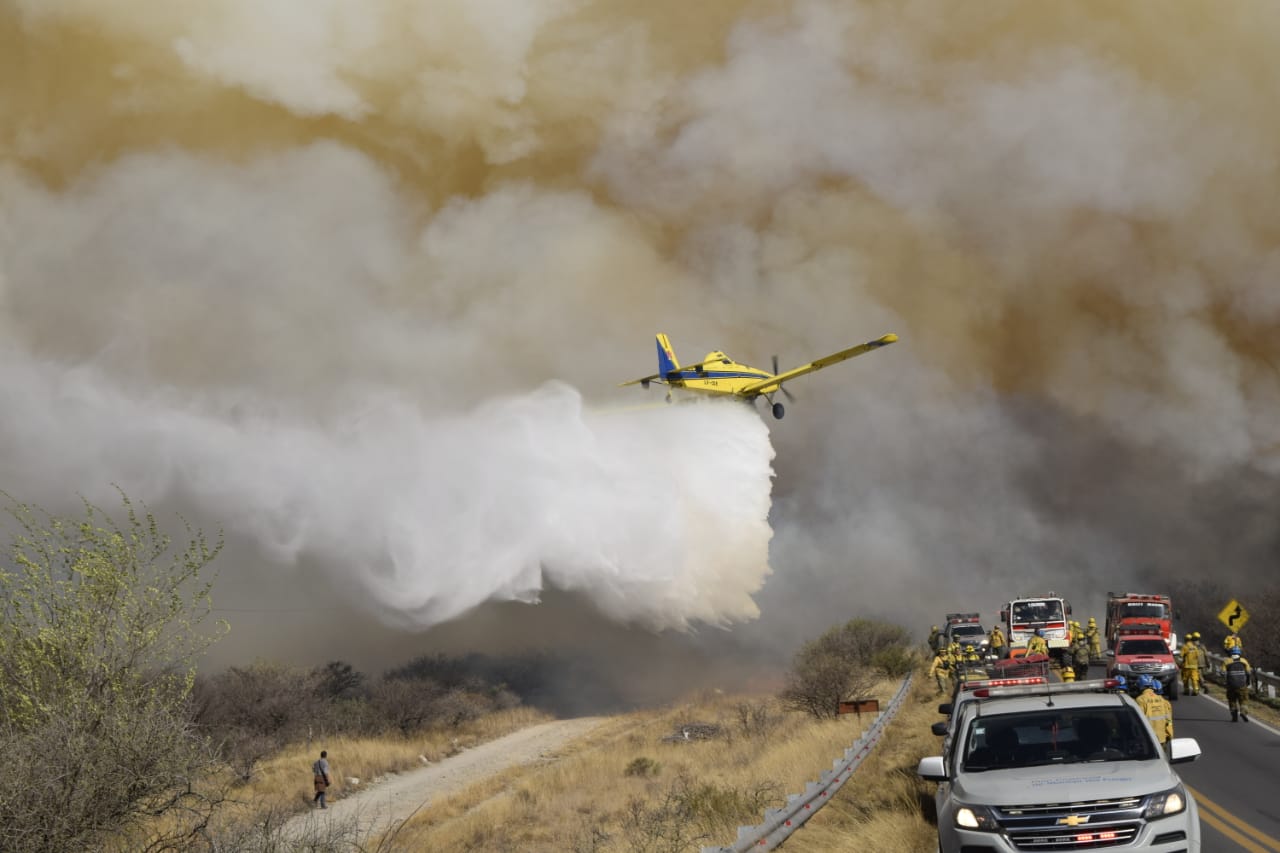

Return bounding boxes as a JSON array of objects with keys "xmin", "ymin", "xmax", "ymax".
[{"xmin": 1057, "ymin": 814, "xmax": 1089, "ymax": 827}]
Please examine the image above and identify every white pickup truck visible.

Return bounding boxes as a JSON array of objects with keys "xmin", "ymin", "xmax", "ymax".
[{"xmin": 918, "ymin": 679, "xmax": 1202, "ymax": 852}]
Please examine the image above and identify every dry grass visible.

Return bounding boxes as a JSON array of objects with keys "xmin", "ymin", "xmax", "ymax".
[
  {"xmin": 102, "ymin": 705, "xmax": 552, "ymax": 851},
  {"xmin": 104, "ymin": 676, "xmax": 945, "ymax": 852},
  {"xmin": 379, "ymin": 681, "xmax": 923, "ymax": 853},
  {"xmin": 779, "ymin": 676, "xmax": 940, "ymax": 852},
  {"xmin": 246, "ymin": 706, "xmax": 551, "ymax": 812}
]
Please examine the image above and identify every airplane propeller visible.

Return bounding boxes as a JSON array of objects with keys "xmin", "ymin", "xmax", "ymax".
[{"xmin": 772, "ymin": 355, "xmax": 796, "ymax": 403}]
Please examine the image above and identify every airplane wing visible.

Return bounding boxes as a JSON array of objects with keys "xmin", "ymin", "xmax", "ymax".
[
  {"xmin": 619, "ymin": 373, "xmax": 667, "ymax": 388},
  {"xmin": 735, "ymin": 333, "xmax": 898, "ymax": 396}
]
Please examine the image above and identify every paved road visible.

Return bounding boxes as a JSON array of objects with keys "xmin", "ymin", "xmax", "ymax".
[{"xmin": 1172, "ymin": 692, "xmax": 1280, "ymax": 852}]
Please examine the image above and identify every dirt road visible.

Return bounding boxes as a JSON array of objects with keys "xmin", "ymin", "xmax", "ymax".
[{"xmin": 284, "ymin": 717, "xmax": 605, "ymax": 844}]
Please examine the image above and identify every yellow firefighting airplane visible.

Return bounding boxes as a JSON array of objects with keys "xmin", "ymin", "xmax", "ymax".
[{"xmin": 620, "ymin": 332, "xmax": 898, "ymax": 419}]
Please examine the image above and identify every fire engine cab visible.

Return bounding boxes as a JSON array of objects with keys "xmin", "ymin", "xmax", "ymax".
[
  {"xmin": 999, "ymin": 593, "xmax": 1072, "ymax": 664},
  {"xmin": 1105, "ymin": 592, "xmax": 1176, "ymax": 653}
]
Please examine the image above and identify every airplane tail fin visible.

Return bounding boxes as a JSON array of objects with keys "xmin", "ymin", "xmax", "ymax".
[{"xmin": 656, "ymin": 334, "xmax": 680, "ymax": 376}]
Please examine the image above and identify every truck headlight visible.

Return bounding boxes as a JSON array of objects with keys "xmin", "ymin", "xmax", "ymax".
[
  {"xmin": 955, "ymin": 803, "xmax": 1000, "ymax": 831},
  {"xmin": 1143, "ymin": 784, "xmax": 1187, "ymax": 819}
]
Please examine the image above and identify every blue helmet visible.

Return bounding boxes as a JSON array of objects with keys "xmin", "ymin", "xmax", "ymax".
[
  {"xmin": 1036, "ymin": 629, "xmax": 1046, "ymax": 637},
  {"xmin": 1231, "ymin": 647, "xmax": 1243, "ymax": 658},
  {"xmin": 1136, "ymin": 674, "xmax": 1155, "ymax": 691},
  {"xmin": 1113, "ymin": 675, "xmax": 1127, "ymax": 690},
  {"xmin": 1149, "ymin": 679, "xmax": 1162, "ymax": 694}
]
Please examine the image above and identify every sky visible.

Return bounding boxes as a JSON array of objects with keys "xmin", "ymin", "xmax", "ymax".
[{"xmin": 3, "ymin": 1, "xmax": 1279, "ymax": 706}]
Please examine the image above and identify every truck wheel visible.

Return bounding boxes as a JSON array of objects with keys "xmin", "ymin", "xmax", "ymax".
[{"xmin": 1167, "ymin": 678, "xmax": 1179, "ymax": 701}]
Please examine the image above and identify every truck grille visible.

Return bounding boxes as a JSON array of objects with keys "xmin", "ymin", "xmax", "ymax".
[
  {"xmin": 1129, "ymin": 663, "xmax": 1165, "ymax": 673},
  {"xmin": 1006, "ymin": 823, "xmax": 1139, "ymax": 849},
  {"xmin": 995, "ymin": 797, "xmax": 1145, "ymax": 851}
]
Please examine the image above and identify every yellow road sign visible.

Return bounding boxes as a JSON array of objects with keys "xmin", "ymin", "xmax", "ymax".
[{"xmin": 1218, "ymin": 599, "xmax": 1250, "ymax": 632}]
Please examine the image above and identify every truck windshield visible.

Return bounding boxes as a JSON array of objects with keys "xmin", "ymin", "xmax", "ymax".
[
  {"xmin": 962, "ymin": 708, "xmax": 1156, "ymax": 771},
  {"xmin": 1121, "ymin": 603, "xmax": 1167, "ymax": 619},
  {"xmin": 1011, "ymin": 600, "xmax": 1064, "ymax": 624},
  {"xmin": 951, "ymin": 625, "xmax": 985, "ymax": 637},
  {"xmin": 1117, "ymin": 639, "xmax": 1169, "ymax": 656}
]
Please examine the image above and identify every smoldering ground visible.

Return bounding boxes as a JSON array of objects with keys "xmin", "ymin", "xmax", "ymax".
[{"xmin": 4, "ymin": 2, "xmax": 1280, "ymax": 703}]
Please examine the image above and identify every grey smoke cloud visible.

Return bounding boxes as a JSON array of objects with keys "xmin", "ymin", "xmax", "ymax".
[
  {"xmin": 0, "ymin": 147, "xmax": 774, "ymax": 632},
  {"xmin": 4, "ymin": 1, "xmax": 1280, "ymax": 685}
]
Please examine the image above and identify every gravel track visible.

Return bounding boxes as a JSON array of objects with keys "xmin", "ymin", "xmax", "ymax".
[{"xmin": 283, "ymin": 716, "xmax": 605, "ymax": 844}]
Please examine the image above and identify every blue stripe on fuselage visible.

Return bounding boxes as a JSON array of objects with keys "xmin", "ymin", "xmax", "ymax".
[{"xmin": 667, "ymin": 371, "xmax": 767, "ymax": 380}]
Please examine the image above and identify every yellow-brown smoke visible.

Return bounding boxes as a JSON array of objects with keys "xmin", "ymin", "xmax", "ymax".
[{"xmin": 4, "ymin": 1, "xmax": 1279, "ymax": 668}]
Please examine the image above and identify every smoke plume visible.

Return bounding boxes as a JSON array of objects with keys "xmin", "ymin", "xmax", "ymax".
[{"xmin": 4, "ymin": 2, "xmax": 1279, "ymax": 692}]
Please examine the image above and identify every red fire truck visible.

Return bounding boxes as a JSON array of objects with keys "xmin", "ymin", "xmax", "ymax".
[{"xmin": 1104, "ymin": 592, "xmax": 1176, "ymax": 653}]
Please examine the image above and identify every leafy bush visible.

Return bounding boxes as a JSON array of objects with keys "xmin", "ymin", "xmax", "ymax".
[
  {"xmin": 0, "ymin": 493, "xmax": 227, "ymax": 853},
  {"xmin": 781, "ymin": 618, "xmax": 912, "ymax": 718},
  {"xmin": 873, "ymin": 645, "xmax": 920, "ymax": 678}
]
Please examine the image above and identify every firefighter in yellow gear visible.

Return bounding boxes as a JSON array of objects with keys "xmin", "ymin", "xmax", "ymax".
[
  {"xmin": 929, "ymin": 649, "xmax": 950, "ymax": 695},
  {"xmin": 1025, "ymin": 630, "xmax": 1049, "ymax": 658},
  {"xmin": 1070, "ymin": 635, "xmax": 1091, "ymax": 681},
  {"xmin": 1223, "ymin": 631, "xmax": 1243, "ymax": 655},
  {"xmin": 1179, "ymin": 632, "xmax": 1203, "ymax": 696},
  {"xmin": 928, "ymin": 625, "xmax": 941, "ymax": 651},
  {"xmin": 989, "ymin": 625, "xmax": 1006, "ymax": 659},
  {"xmin": 1135, "ymin": 676, "xmax": 1173, "ymax": 747},
  {"xmin": 1085, "ymin": 617, "xmax": 1102, "ymax": 659}
]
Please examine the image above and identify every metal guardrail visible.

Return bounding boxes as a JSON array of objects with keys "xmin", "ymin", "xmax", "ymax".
[
  {"xmin": 1201, "ymin": 649, "xmax": 1280, "ymax": 699},
  {"xmin": 700, "ymin": 674, "xmax": 914, "ymax": 853}
]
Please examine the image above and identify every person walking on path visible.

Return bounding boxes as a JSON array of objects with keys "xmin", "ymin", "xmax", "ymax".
[{"xmin": 313, "ymin": 750, "xmax": 332, "ymax": 809}]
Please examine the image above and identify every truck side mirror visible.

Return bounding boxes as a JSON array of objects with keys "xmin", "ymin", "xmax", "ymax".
[{"xmin": 917, "ymin": 756, "xmax": 947, "ymax": 781}]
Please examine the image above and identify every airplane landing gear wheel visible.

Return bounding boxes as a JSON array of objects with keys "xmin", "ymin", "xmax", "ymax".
[{"xmin": 772, "ymin": 402, "xmax": 785, "ymax": 420}]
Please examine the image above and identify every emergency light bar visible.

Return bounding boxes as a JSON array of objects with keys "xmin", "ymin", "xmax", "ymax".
[
  {"xmin": 970, "ymin": 679, "xmax": 1121, "ymax": 699},
  {"xmin": 960, "ymin": 676, "xmax": 1047, "ymax": 691},
  {"xmin": 945, "ymin": 612, "xmax": 981, "ymax": 623},
  {"xmin": 1108, "ymin": 592, "xmax": 1167, "ymax": 602}
]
